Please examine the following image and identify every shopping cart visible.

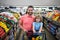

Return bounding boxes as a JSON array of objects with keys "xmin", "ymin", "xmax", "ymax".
[{"xmin": 32, "ymin": 31, "xmax": 46, "ymax": 40}]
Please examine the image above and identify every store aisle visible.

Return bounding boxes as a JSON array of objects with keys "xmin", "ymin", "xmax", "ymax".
[{"xmin": 43, "ymin": 28, "xmax": 57, "ymax": 40}]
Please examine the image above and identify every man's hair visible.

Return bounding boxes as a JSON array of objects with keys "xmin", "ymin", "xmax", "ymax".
[
  {"xmin": 27, "ymin": 5, "xmax": 34, "ymax": 10},
  {"xmin": 26, "ymin": 5, "xmax": 34, "ymax": 14}
]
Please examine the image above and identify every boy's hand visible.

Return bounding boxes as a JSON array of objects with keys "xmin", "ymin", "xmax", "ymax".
[
  {"xmin": 39, "ymin": 31, "xmax": 41, "ymax": 33},
  {"xmin": 33, "ymin": 31, "xmax": 36, "ymax": 33}
]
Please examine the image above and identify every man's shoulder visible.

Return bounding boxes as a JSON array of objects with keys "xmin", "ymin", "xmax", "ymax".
[
  {"xmin": 32, "ymin": 15, "xmax": 35, "ymax": 18},
  {"xmin": 21, "ymin": 14, "xmax": 26, "ymax": 18}
]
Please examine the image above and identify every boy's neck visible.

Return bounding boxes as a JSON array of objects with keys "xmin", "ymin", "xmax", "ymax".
[
  {"xmin": 36, "ymin": 21, "xmax": 41, "ymax": 23},
  {"xmin": 37, "ymin": 22, "xmax": 39, "ymax": 23}
]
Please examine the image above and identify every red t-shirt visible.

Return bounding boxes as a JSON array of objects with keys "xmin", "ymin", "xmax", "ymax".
[{"xmin": 19, "ymin": 14, "xmax": 35, "ymax": 31}]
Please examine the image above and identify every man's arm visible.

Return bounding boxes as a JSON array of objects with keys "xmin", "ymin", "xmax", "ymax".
[
  {"xmin": 19, "ymin": 17, "xmax": 28, "ymax": 32},
  {"xmin": 19, "ymin": 17, "xmax": 24, "ymax": 30}
]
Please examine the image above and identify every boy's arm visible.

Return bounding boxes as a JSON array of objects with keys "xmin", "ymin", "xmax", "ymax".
[
  {"xmin": 39, "ymin": 23, "xmax": 43, "ymax": 33},
  {"xmin": 33, "ymin": 23, "xmax": 36, "ymax": 33},
  {"xmin": 33, "ymin": 26, "xmax": 36, "ymax": 33}
]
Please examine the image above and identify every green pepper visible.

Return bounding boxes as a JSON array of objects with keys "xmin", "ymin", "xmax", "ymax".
[
  {"xmin": 0, "ymin": 16, "xmax": 8, "ymax": 21},
  {"xmin": 0, "ymin": 16, "xmax": 4, "ymax": 18},
  {"xmin": 10, "ymin": 20, "xmax": 15, "ymax": 25},
  {"xmin": 4, "ymin": 17, "xmax": 8, "ymax": 21},
  {"xmin": 6, "ymin": 23, "xmax": 11, "ymax": 28}
]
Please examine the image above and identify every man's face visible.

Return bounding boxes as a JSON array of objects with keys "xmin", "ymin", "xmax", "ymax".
[{"xmin": 27, "ymin": 8, "xmax": 33, "ymax": 15}]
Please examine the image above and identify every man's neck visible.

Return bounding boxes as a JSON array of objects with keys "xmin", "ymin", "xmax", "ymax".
[{"xmin": 27, "ymin": 14, "xmax": 32, "ymax": 16}]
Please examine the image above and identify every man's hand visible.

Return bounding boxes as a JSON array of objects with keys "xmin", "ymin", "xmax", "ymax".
[{"xmin": 23, "ymin": 29, "xmax": 28, "ymax": 32}]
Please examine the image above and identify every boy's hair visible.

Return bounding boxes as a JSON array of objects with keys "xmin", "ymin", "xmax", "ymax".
[{"xmin": 34, "ymin": 15, "xmax": 42, "ymax": 22}]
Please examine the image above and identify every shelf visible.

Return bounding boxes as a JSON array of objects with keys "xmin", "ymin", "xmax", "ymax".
[
  {"xmin": 44, "ymin": 22, "xmax": 47, "ymax": 25},
  {"xmin": 43, "ymin": 16, "xmax": 60, "ymax": 40},
  {"xmin": 43, "ymin": 16, "xmax": 60, "ymax": 27},
  {"xmin": 44, "ymin": 24, "xmax": 56, "ymax": 36}
]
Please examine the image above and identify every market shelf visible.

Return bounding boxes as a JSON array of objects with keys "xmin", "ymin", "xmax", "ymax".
[
  {"xmin": 43, "ymin": 16, "xmax": 60, "ymax": 40},
  {"xmin": 43, "ymin": 16, "xmax": 60, "ymax": 27}
]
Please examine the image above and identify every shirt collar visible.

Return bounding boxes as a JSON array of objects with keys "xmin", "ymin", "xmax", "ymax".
[{"xmin": 26, "ymin": 14, "xmax": 32, "ymax": 18}]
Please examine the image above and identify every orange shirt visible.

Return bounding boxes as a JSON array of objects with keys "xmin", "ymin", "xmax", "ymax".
[{"xmin": 19, "ymin": 14, "xmax": 35, "ymax": 31}]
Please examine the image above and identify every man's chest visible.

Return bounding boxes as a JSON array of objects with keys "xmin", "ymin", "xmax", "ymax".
[{"xmin": 23, "ymin": 17, "xmax": 34, "ymax": 24}]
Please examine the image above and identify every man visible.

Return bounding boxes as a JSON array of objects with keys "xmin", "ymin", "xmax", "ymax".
[{"xmin": 19, "ymin": 6, "xmax": 35, "ymax": 40}]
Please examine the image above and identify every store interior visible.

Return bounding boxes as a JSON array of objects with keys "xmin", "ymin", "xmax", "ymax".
[{"xmin": 0, "ymin": 0, "xmax": 60, "ymax": 40}]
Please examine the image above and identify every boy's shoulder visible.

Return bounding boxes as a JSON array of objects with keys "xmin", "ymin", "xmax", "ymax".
[
  {"xmin": 40, "ymin": 22, "xmax": 43, "ymax": 25},
  {"xmin": 39, "ymin": 22, "xmax": 43, "ymax": 24},
  {"xmin": 33, "ymin": 22, "xmax": 43, "ymax": 23},
  {"xmin": 40, "ymin": 22, "xmax": 43, "ymax": 23},
  {"xmin": 33, "ymin": 22, "xmax": 36, "ymax": 23},
  {"xmin": 33, "ymin": 22, "xmax": 36, "ymax": 24}
]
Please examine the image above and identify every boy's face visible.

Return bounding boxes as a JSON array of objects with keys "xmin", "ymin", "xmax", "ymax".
[
  {"xmin": 27, "ymin": 8, "xmax": 34, "ymax": 15},
  {"xmin": 36, "ymin": 18, "xmax": 40, "ymax": 22}
]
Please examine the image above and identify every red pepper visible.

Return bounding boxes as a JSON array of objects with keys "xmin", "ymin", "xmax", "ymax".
[{"xmin": 0, "ymin": 27, "xmax": 5, "ymax": 38}]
